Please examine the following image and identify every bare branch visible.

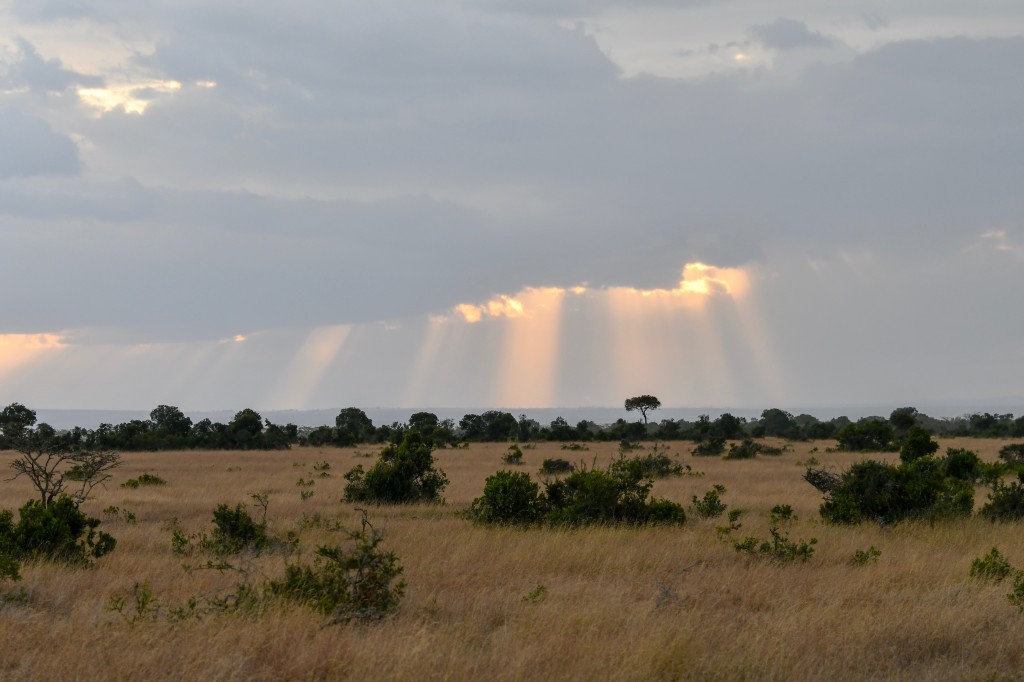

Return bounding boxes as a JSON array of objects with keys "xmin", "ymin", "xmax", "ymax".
[{"xmin": 7, "ymin": 435, "xmax": 121, "ymax": 508}]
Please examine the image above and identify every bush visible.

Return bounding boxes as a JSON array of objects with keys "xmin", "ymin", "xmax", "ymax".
[
  {"xmin": 0, "ymin": 496, "xmax": 115, "ymax": 565},
  {"xmin": 835, "ymin": 419, "xmax": 894, "ymax": 452},
  {"xmin": 692, "ymin": 485, "xmax": 727, "ymax": 519},
  {"xmin": 734, "ymin": 525, "xmax": 816, "ymax": 563},
  {"xmin": 979, "ymin": 476, "xmax": 1024, "ymax": 522},
  {"xmin": 811, "ymin": 457, "xmax": 973, "ymax": 525},
  {"xmin": 850, "ymin": 546, "xmax": 882, "ymax": 566},
  {"xmin": 539, "ymin": 458, "xmax": 574, "ymax": 475},
  {"xmin": 0, "ymin": 511, "xmax": 21, "ymax": 582},
  {"xmin": 471, "ymin": 463, "xmax": 686, "ymax": 527},
  {"xmin": 121, "ymin": 473, "xmax": 167, "ymax": 489},
  {"xmin": 468, "ymin": 471, "xmax": 544, "ymax": 525},
  {"xmin": 267, "ymin": 514, "xmax": 404, "ymax": 624},
  {"xmin": 543, "ymin": 464, "xmax": 686, "ymax": 527},
  {"xmin": 999, "ymin": 444, "xmax": 1024, "ymax": 466},
  {"xmin": 502, "ymin": 445, "xmax": 524, "ymax": 466},
  {"xmin": 343, "ymin": 432, "xmax": 448, "ymax": 504},
  {"xmin": 609, "ymin": 452, "xmax": 684, "ymax": 479},
  {"xmin": 1008, "ymin": 572, "xmax": 1024, "ymax": 611},
  {"xmin": 723, "ymin": 438, "xmax": 782, "ymax": 460},
  {"xmin": 899, "ymin": 426, "xmax": 939, "ymax": 463},
  {"xmin": 202, "ymin": 503, "xmax": 271, "ymax": 555},
  {"xmin": 943, "ymin": 448, "xmax": 982, "ymax": 482},
  {"xmin": 769, "ymin": 504, "xmax": 796, "ymax": 524},
  {"xmin": 970, "ymin": 548, "xmax": 1013, "ymax": 581},
  {"xmin": 691, "ymin": 436, "xmax": 725, "ymax": 457}
]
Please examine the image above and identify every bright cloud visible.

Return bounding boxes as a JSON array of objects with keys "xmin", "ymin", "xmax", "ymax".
[
  {"xmin": 452, "ymin": 262, "xmax": 750, "ymax": 323},
  {"xmin": 77, "ymin": 80, "xmax": 182, "ymax": 114}
]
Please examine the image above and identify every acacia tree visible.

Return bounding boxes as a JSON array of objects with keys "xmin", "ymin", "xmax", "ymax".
[
  {"xmin": 624, "ymin": 395, "xmax": 661, "ymax": 429},
  {"xmin": 7, "ymin": 431, "xmax": 121, "ymax": 508}
]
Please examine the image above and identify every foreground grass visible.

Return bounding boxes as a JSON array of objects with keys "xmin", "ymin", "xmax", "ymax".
[{"xmin": 1, "ymin": 438, "xmax": 1023, "ymax": 680}]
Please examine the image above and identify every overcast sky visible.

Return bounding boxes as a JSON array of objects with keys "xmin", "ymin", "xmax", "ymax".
[{"xmin": 1, "ymin": 1, "xmax": 1022, "ymax": 412}]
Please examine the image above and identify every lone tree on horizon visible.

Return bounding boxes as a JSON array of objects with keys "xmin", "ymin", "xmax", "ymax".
[{"xmin": 625, "ymin": 395, "xmax": 661, "ymax": 428}]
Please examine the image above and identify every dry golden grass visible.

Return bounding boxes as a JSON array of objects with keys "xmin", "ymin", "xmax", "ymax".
[{"xmin": 2, "ymin": 438, "xmax": 1024, "ymax": 680}]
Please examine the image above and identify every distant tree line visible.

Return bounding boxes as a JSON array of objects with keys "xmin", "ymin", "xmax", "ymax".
[{"xmin": 2, "ymin": 402, "xmax": 1023, "ymax": 453}]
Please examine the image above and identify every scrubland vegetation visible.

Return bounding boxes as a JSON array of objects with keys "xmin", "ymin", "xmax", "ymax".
[{"xmin": 3, "ymin": 417, "xmax": 1024, "ymax": 679}]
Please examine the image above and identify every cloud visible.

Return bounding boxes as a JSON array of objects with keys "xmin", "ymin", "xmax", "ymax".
[
  {"xmin": 0, "ymin": 108, "xmax": 79, "ymax": 178},
  {"xmin": 1, "ymin": 37, "xmax": 103, "ymax": 92},
  {"xmin": 750, "ymin": 18, "xmax": 834, "ymax": 50},
  {"xmin": 1, "ymin": 3, "xmax": 1022, "ymax": 353}
]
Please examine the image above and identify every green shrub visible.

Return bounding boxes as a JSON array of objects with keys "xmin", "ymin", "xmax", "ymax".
[
  {"xmin": 0, "ymin": 496, "xmax": 115, "ymax": 565},
  {"xmin": 724, "ymin": 438, "xmax": 782, "ymax": 460},
  {"xmin": 943, "ymin": 448, "xmax": 982, "ymax": 483},
  {"xmin": 544, "ymin": 464, "xmax": 685, "ymax": 527},
  {"xmin": 692, "ymin": 485, "xmax": 728, "ymax": 519},
  {"xmin": 970, "ymin": 547, "xmax": 1013, "ymax": 581},
  {"xmin": 899, "ymin": 426, "xmax": 939, "ymax": 463},
  {"xmin": 811, "ymin": 457, "xmax": 973, "ymax": 525},
  {"xmin": 769, "ymin": 504, "xmax": 796, "ymax": 524},
  {"xmin": 0, "ymin": 511, "xmax": 21, "ymax": 582},
  {"xmin": 267, "ymin": 514, "xmax": 404, "ymax": 624},
  {"xmin": 202, "ymin": 503, "xmax": 271, "ymax": 555},
  {"xmin": 979, "ymin": 476, "xmax": 1024, "ymax": 522},
  {"xmin": 1008, "ymin": 572, "xmax": 1024, "ymax": 611},
  {"xmin": 343, "ymin": 432, "xmax": 448, "ymax": 504},
  {"xmin": 502, "ymin": 445, "xmax": 524, "ymax": 466},
  {"xmin": 539, "ymin": 458, "xmax": 574, "ymax": 475},
  {"xmin": 472, "ymin": 462, "xmax": 685, "ymax": 527},
  {"xmin": 734, "ymin": 525, "xmax": 816, "ymax": 563},
  {"xmin": 468, "ymin": 471, "xmax": 544, "ymax": 525},
  {"xmin": 850, "ymin": 546, "xmax": 882, "ymax": 566},
  {"xmin": 999, "ymin": 443, "xmax": 1024, "ymax": 466},
  {"xmin": 691, "ymin": 436, "xmax": 725, "ymax": 457},
  {"xmin": 609, "ymin": 452, "xmax": 684, "ymax": 479},
  {"xmin": 835, "ymin": 419, "xmax": 895, "ymax": 452},
  {"xmin": 121, "ymin": 473, "xmax": 167, "ymax": 489}
]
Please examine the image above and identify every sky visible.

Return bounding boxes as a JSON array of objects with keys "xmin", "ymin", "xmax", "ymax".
[{"xmin": 1, "ymin": 0, "xmax": 1023, "ymax": 413}]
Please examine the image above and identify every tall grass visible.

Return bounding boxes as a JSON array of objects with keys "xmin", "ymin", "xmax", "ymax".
[{"xmin": 0, "ymin": 437, "xmax": 1022, "ymax": 680}]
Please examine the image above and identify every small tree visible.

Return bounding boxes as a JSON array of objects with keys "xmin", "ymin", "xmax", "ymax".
[
  {"xmin": 7, "ymin": 432, "xmax": 121, "ymax": 508},
  {"xmin": 625, "ymin": 395, "xmax": 661, "ymax": 430}
]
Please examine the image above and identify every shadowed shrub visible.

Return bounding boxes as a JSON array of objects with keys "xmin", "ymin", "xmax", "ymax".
[
  {"xmin": 343, "ymin": 432, "xmax": 448, "ymax": 504},
  {"xmin": 267, "ymin": 513, "xmax": 404, "ymax": 624},
  {"xmin": 0, "ymin": 496, "xmax": 115, "ymax": 566},
  {"xmin": 809, "ymin": 457, "xmax": 973, "ymax": 525}
]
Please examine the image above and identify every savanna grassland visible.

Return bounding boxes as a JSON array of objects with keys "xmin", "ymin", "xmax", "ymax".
[{"xmin": 2, "ymin": 438, "xmax": 1024, "ymax": 681}]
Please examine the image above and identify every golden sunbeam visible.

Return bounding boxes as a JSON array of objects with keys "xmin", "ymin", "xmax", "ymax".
[
  {"xmin": 401, "ymin": 317, "xmax": 452, "ymax": 406},
  {"xmin": 271, "ymin": 325, "xmax": 351, "ymax": 410},
  {"xmin": 493, "ymin": 287, "xmax": 566, "ymax": 407}
]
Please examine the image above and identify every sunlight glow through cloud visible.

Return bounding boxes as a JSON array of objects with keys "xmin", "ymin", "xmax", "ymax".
[
  {"xmin": 451, "ymin": 262, "xmax": 749, "ymax": 323},
  {"xmin": 77, "ymin": 80, "xmax": 183, "ymax": 114},
  {"xmin": 0, "ymin": 333, "xmax": 66, "ymax": 377}
]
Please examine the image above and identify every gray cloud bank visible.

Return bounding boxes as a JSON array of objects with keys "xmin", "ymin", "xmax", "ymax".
[{"xmin": 1, "ymin": 3, "xmax": 1022, "ymax": 358}]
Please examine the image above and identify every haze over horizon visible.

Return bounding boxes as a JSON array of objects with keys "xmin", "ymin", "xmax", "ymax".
[{"xmin": 2, "ymin": 1, "xmax": 1022, "ymax": 411}]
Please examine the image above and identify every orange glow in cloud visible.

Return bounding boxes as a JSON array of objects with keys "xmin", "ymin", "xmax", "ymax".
[
  {"xmin": 0, "ymin": 333, "xmax": 67, "ymax": 376},
  {"xmin": 450, "ymin": 262, "xmax": 749, "ymax": 322},
  {"xmin": 629, "ymin": 262, "xmax": 750, "ymax": 301},
  {"xmin": 455, "ymin": 295, "xmax": 526, "ymax": 323}
]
